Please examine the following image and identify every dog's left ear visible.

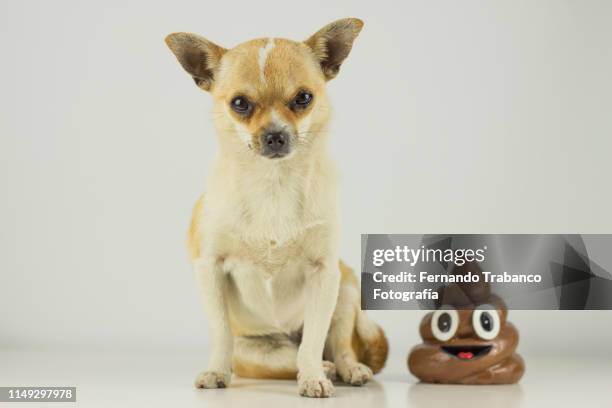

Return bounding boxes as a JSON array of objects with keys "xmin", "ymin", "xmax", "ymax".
[
  {"xmin": 305, "ymin": 18, "xmax": 364, "ymax": 81},
  {"xmin": 165, "ymin": 32, "xmax": 226, "ymax": 91}
]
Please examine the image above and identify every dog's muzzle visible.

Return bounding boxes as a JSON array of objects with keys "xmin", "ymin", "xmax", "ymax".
[{"xmin": 260, "ymin": 130, "xmax": 292, "ymax": 158}]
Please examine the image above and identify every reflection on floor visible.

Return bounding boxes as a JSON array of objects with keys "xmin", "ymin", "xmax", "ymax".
[{"xmin": 1, "ymin": 349, "xmax": 610, "ymax": 408}]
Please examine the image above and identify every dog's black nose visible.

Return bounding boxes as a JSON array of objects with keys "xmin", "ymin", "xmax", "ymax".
[
  {"xmin": 264, "ymin": 132, "xmax": 286, "ymax": 149},
  {"xmin": 261, "ymin": 131, "xmax": 291, "ymax": 158}
]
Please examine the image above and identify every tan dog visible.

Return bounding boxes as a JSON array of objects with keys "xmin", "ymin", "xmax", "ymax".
[{"xmin": 165, "ymin": 18, "xmax": 388, "ymax": 398}]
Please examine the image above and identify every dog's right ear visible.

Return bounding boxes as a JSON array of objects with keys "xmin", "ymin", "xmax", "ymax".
[{"xmin": 165, "ymin": 33, "xmax": 226, "ymax": 91}]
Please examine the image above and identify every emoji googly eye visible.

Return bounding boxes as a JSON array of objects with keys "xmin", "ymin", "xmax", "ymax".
[
  {"xmin": 472, "ymin": 304, "xmax": 501, "ymax": 340},
  {"xmin": 431, "ymin": 306, "xmax": 459, "ymax": 341}
]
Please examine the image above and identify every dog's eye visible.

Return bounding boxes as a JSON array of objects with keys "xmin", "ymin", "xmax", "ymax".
[
  {"xmin": 230, "ymin": 96, "xmax": 253, "ymax": 115},
  {"xmin": 290, "ymin": 91, "xmax": 313, "ymax": 111}
]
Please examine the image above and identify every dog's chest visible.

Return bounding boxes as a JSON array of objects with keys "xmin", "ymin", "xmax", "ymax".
[
  {"xmin": 217, "ymin": 165, "xmax": 327, "ymax": 246},
  {"xmin": 239, "ymin": 188, "xmax": 312, "ymax": 244},
  {"xmin": 222, "ymin": 243, "xmax": 309, "ymax": 333}
]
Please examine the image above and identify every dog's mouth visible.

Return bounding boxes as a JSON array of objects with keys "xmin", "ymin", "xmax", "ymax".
[
  {"xmin": 441, "ymin": 345, "xmax": 492, "ymax": 360},
  {"xmin": 260, "ymin": 149, "xmax": 295, "ymax": 160},
  {"xmin": 266, "ymin": 152, "xmax": 288, "ymax": 159}
]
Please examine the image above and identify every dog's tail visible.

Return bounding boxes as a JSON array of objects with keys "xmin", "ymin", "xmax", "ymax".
[{"xmin": 354, "ymin": 308, "xmax": 389, "ymax": 374}]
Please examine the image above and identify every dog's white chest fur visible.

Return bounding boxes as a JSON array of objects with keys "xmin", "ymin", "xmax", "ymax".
[
  {"xmin": 222, "ymin": 249, "xmax": 309, "ymax": 334},
  {"xmin": 199, "ymin": 156, "xmax": 338, "ymax": 335},
  {"xmin": 235, "ymin": 176, "xmax": 318, "ymax": 245}
]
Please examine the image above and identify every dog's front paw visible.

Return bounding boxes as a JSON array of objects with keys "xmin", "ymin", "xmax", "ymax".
[
  {"xmin": 298, "ymin": 373, "xmax": 334, "ymax": 398},
  {"xmin": 194, "ymin": 370, "xmax": 231, "ymax": 389},
  {"xmin": 338, "ymin": 362, "xmax": 373, "ymax": 386}
]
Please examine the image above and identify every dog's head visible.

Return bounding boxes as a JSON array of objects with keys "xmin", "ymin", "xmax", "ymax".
[{"xmin": 165, "ymin": 18, "xmax": 363, "ymax": 160}]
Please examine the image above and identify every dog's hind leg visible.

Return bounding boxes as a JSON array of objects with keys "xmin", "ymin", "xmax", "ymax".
[
  {"xmin": 233, "ymin": 334, "xmax": 337, "ymax": 380},
  {"xmin": 326, "ymin": 276, "xmax": 372, "ymax": 385},
  {"xmin": 325, "ymin": 262, "xmax": 388, "ymax": 385},
  {"xmin": 232, "ymin": 334, "xmax": 298, "ymax": 379}
]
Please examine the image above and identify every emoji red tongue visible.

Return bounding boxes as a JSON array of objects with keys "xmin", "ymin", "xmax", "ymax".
[{"xmin": 458, "ymin": 351, "xmax": 474, "ymax": 360}]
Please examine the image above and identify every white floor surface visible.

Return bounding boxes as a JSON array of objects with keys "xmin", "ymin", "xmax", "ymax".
[{"xmin": 1, "ymin": 349, "xmax": 610, "ymax": 407}]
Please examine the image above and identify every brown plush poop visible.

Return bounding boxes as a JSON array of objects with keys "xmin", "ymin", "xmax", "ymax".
[{"xmin": 408, "ymin": 262, "xmax": 524, "ymax": 384}]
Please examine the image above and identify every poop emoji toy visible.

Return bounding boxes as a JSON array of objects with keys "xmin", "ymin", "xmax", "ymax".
[{"xmin": 408, "ymin": 263, "xmax": 525, "ymax": 384}]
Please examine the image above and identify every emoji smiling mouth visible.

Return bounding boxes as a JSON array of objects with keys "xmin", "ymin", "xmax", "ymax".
[{"xmin": 441, "ymin": 345, "xmax": 492, "ymax": 360}]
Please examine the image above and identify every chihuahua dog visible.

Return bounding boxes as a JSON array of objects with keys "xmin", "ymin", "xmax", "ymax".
[{"xmin": 165, "ymin": 18, "xmax": 387, "ymax": 398}]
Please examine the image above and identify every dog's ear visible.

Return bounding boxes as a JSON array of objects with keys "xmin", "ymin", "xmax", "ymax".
[
  {"xmin": 305, "ymin": 18, "xmax": 363, "ymax": 81},
  {"xmin": 165, "ymin": 33, "xmax": 226, "ymax": 91}
]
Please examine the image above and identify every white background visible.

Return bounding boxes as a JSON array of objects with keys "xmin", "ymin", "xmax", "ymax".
[{"xmin": 1, "ymin": 0, "xmax": 612, "ymax": 368}]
